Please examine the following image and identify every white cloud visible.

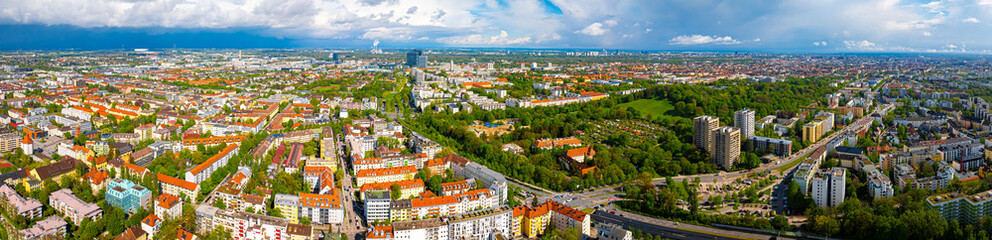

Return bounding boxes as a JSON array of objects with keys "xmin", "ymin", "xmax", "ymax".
[
  {"xmin": 575, "ymin": 22, "xmax": 608, "ymax": 36},
  {"xmin": 947, "ymin": 44, "xmax": 958, "ymax": 48},
  {"xmin": 812, "ymin": 41, "xmax": 827, "ymax": 46},
  {"xmin": 884, "ymin": 18, "xmax": 942, "ymax": 31},
  {"xmin": 436, "ymin": 30, "xmax": 531, "ymax": 45},
  {"xmin": 361, "ymin": 27, "xmax": 415, "ymax": 40},
  {"xmin": 922, "ymin": 31, "xmax": 932, "ymax": 36},
  {"xmin": 843, "ymin": 40, "xmax": 883, "ymax": 51},
  {"xmin": 668, "ymin": 35, "xmax": 740, "ymax": 45},
  {"xmin": 964, "ymin": 17, "xmax": 981, "ymax": 23}
]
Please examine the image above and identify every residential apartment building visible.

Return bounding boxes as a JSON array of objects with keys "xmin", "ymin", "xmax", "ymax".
[
  {"xmin": 712, "ymin": 127, "xmax": 741, "ymax": 170},
  {"xmin": 440, "ymin": 180, "xmax": 472, "ymax": 196},
  {"xmin": 365, "ymin": 191, "xmax": 392, "ymax": 222},
  {"xmin": 748, "ymin": 136, "xmax": 793, "ymax": 157},
  {"xmin": 693, "ymin": 115, "xmax": 719, "ymax": 152},
  {"xmin": 512, "ymin": 204, "xmax": 550, "ymax": 238},
  {"xmin": 734, "ymin": 109, "xmax": 755, "ymax": 140},
  {"xmin": 286, "ymin": 223, "xmax": 313, "ymax": 240},
  {"xmin": 446, "ymin": 206, "xmax": 512, "ymax": 240},
  {"xmin": 392, "ymin": 218, "xmax": 449, "ymax": 240},
  {"xmin": 19, "ymin": 216, "xmax": 68, "ymax": 240},
  {"xmin": 0, "ymin": 130, "xmax": 20, "ymax": 153},
  {"xmin": 359, "ymin": 179, "xmax": 425, "ymax": 200},
  {"xmin": 158, "ymin": 173, "xmax": 200, "ymax": 202},
  {"xmin": 865, "ymin": 166, "xmax": 894, "ymax": 198},
  {"xmin": 299, "ymin": 191, "xmax": 344, "ymax": 224},
  {"xmin": 274, "ymin": 194, "xmax": 300, "ymax": 224},
  {"xmin": 810, "ymin": 167, "xmax": 846, "ymax": 208},
  {"xmin": 0, "ymin": 183, "xmax": 43, "ymax": 219},
  {"xmin": 212, "ymin": 209, "xmax": 290, "ymax": 240},
  {"xmin": 155, "ymin": 193, "xmax": 183, "ymax": 220},
  {"xmin": 803, "ymin": 120, "xmax": 824, "ymax": 143},
  {"xmin": 355, "ymin": 165, "xmax": 417, "ymax": 186},
  {"xmin": 927, "ymin": 190, "xmax": 992, "ymax": 225},
  {"xmin": 50, "ymin": 189, "xmax": 103, "ymax": 224},
  {"xmin": 185, "ymin": 144, "xmax": 238, "ymax": 184},
  {"xmin": 546, "ymin": 201, "xmax": 592, "ymax": 239},
  {"xmin": 390, "ymin": 199, "xmax": 412, "ymax": 222}
]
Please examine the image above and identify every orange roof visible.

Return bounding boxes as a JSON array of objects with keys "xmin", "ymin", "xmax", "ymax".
[
  {"xmin": 424, "ymin": 158, "xmax": 445, "ymax": 168},
  {"xmin": 440, "ymin": 180, "xmax": 470, "ymax": 192},
  {"xmin": 72, "ymin": 106, "xmax": 94, "ymax": 113},
  {"xmin": 182, "ymin": 136, "xmax": 245, "ymax": 146},
  {"xmin": 83, "ymin": 169, "xmax": 109, "ymax": 185},
  {"xmin": 141, "ymin": 214, "xmax": 162, "ymax": 226},
  {"xmin": 367, "ymin": 225, "xmax": 393, "ymax": 239},
  {"xmin": 526, "ymin": 204, "xmax": 550, "ymax": 218},
  {"xmin": 419, "ymin": 191, "xmax": 436, "ymax": 198},
  {"xmin": 123, "ymin": 162, "xmax": 148, "ymax": 176},
  {"xmin": 566, "ymin": 146, "xmax": 595, "ymax": 158},
  {"xmin": 157, "ymin": 173, "xmax": 199, "ymax": 191},
  {"xmin": 108, "ymin": 108, "xmax": 139, "ymax": 117},
  {"xmin": 355, "ymin": 165, "xmax": 417, "ymax": 178},
  {"xmin": 177, "ymin": 229, "xmax": 196, "ymax": 240},
  {"xmin": 299, "ymin": 190, "xmax": 341, "ymax": 209},
  {"xmin": 410, "ymin": 195, "xmax": 458, "ymax": 208},
  {"xmin": 20, "ymin": 134, "xmax": 31, "ymax": 144},
  {"xmin": 546, "ymin": 201, "xmax": 587, "ymax": 222},
  {"xmin": 188, "ymin": 144, "xmax": 238, "ymax": 175},
  {"xmin": 155, "ymin": 193, "xmax": 181, "ymax": 209},
  {"xmin": 353, "ymin": 157, "xmax": 384, "ymax": 166},
  {"xmin": 359, "ymin": 179, "xmax": 424, "ymax": 193}
]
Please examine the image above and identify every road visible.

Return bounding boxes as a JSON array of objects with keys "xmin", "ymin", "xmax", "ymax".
[
  {"xmin": 337, "ymin": 138, "xmax": 367, "ymax": 239},
  {"xmin": 593, "ymin": 204, "xmax": 795, "ymax": 240}
]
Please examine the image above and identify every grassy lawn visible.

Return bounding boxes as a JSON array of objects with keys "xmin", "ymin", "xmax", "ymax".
[
  {"xmin": 591, "ymin": 191, "xmax": 623, "ymax": 198},
  {"xmin": 617, "ymin": 98, "xmax": 684, "ymax": 120},
  {"xmin": 773, "ymin": 151, "xmax": 812, "ymax": 173},
  {"xmin": 581, "ymin": 208, "xmax": 595, "ymax": 214}
]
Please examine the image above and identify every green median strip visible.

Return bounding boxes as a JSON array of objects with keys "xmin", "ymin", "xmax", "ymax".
[{"xmin": 773, "ymin": 151, "xmax": 813, "ymax": 173}]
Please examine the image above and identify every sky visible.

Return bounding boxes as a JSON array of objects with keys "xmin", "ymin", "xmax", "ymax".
[{"xmin": 1, "ymin": 0, "xmax": 992, "ymax": 52}]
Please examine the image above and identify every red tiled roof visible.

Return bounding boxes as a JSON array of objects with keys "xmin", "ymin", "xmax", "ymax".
[
  {"xmin": 158, "ymin": 173, "xmax": 199, "ymax": 191},
  {"xmin": 359, "ymin": 179, "xmax": 424, "ymax": 193},
  {"xmin": 188, "ymin": 144, "xmax": 238, "ymax": 175},
  {"xmin": 156, "ymin": 193, "xmax": 181, "ymax": 209},
  {"xmin": 355, "ymin": 165, "xmax": 416, "ymax": 178}
]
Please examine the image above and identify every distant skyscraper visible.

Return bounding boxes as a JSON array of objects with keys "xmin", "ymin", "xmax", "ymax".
[
  {"xmin": 712, "ymin": 127, "xmax": 741, "ymax": 170},
  {"xmin": 734, "ymin": 109, "xmax": 755, "ymax": 140},
  {"xmin": 693, "ymin": 116, "xmax": 719, "ymax": 152},
  {"xmin": 406, "ymin": 49, "xmax": 427, "ymax": 68},
  {"xmin": 330, "ymin": 53, "xmax": 339, "ymax": 62}
]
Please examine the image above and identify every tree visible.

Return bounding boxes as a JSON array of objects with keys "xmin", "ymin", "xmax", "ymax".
[
  {"xmin": 390, "ymin": 184, "xmax": 402, "ymax": 199},
  {"xmin": 214, "ymin": 200, "xmax": 227, "ymax": 210},
  {"xmin": 810, "ymin": 215, "xmax": 840, "ymax": 237},
  {"xmin": 378, "ymin": 137, "xmax": 401, "ymax": 149},
  {"xmin": 300, "ymin": 217, "xmax": 311, "ymax": 225},
  {"xmin": 900, "ymin": 210, "xmax": 947, "ymax": 240},
  {"xmin": 428, "ymin": 175, "xmax": 443, "ymax": 193}
]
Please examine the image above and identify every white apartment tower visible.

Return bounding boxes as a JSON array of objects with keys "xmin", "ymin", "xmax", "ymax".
[
  {"xmin": 734, "ymin": 109, "xmax": 756, "ymax": 140},
  {"xmin": 810, "ymin": 167, "xmax": 846, "ymax": 208}
]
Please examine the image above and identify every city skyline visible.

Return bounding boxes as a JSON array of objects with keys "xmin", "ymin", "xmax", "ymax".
[{"xmin": 3, "ymin": 0, "xmax": 992, "ymax": 52}]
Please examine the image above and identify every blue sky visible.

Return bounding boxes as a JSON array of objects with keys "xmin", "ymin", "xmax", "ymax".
[{"xmin": 2, "ymin": 0, "xmax": 991, "ymax": 52}]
